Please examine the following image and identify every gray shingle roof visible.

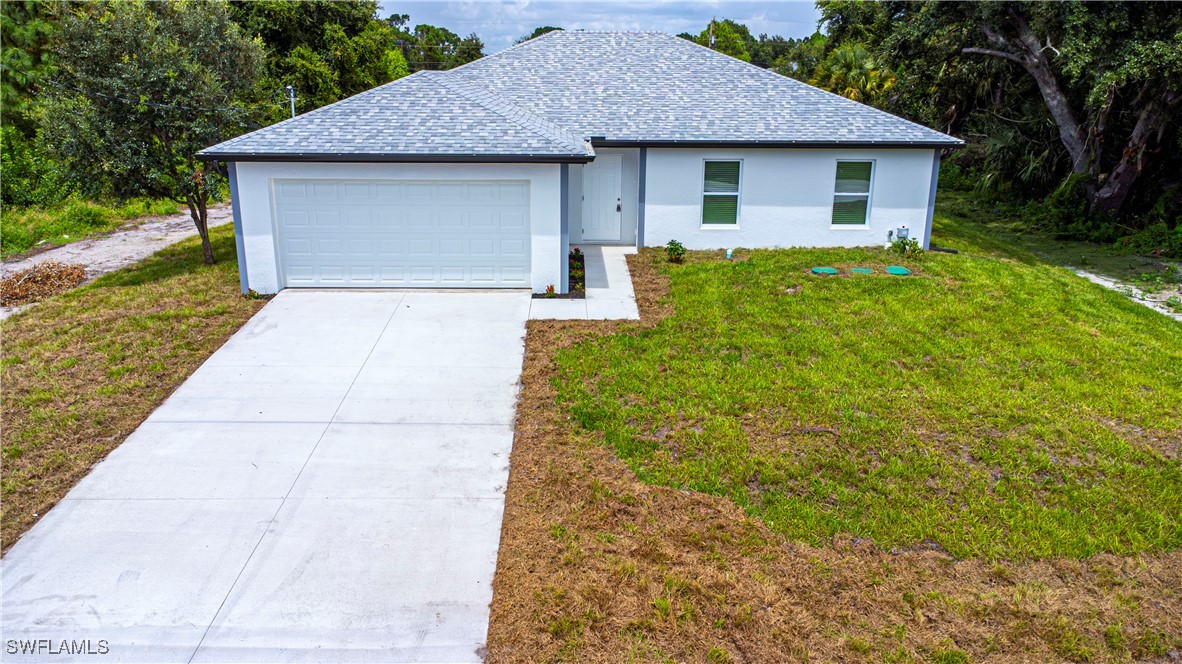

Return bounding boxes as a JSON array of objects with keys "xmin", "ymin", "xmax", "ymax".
[
  {"xmin": 199, "ymin": 70, "xmax": 593, "ymax": 161},
  {"xmin": 201, "ymin": 31, "xmax": 960, "ymax": 160},
  {"xmin": 453, "ymin": 31, "xmax": 959, "ymax": 146}
]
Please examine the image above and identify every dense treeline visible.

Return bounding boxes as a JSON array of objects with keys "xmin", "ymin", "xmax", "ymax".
[
  {"xmin": 2, "ymin": 1, "xmax": 1178, "ymax": 258},
  {"xmin": 0, "ymin": 0, "xmax": 483, "ymax": 260},
  {"xmin": 678, "ymin": 4, "xmax": 1181, "ymax": 254}
]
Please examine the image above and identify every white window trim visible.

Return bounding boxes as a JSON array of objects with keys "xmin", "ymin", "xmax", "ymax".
[
  {"xmin": 700, "ymin": 159, "xmax": 743, "ymax": 229},
  {"xmin": 830, "ymin": 159, "xmax": 875, "ymax": 229}
]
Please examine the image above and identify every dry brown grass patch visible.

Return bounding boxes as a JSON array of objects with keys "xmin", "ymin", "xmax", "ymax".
[{"xmin": 1, "ymin": 228, "xmax": 264, "ymax": 552}]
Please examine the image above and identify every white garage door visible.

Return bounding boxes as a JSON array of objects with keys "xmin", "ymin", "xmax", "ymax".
[{"xmin": 274, "ymin": 179, "xmax": 531, "ymax": 288}]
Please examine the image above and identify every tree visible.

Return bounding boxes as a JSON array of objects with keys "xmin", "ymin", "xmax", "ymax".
[
  {"xmin": 819, "ymin": 1, "xmax": 1182, "ymax": 219},
  {"xmin": 697, "ymin": 19, "xmax": 751, "ymax": 62},
  {"xmin": 956, "ymin": 3, "xmax": 1181, "ymax": 215},
  {"xmin": 515, "ymin": 26, "xmax": 562, "ymax": 44},
  {"xmin": 230, "ymin": 1, "xmax": 407, "ymax": 121},
  {"xmin": 405, "ymin": 24, "xmax": 484, "ymax": 70},
  {"xmin": 771, "ymin": 32, "xmax": 828, "ymax": 82},
  {"xmin": 809, "ymin": 43, "xmax": 896, "ymax": 105},
  {"xmin": 40, "ymin": 0, "xmax": 263, "ymax": 264},
  {"xmin": 0, "ymin": 0, "xmax": 57, "ymax": 134}
]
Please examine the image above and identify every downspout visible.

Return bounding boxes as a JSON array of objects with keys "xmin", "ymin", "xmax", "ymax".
[
  {"xmin": 227, "ymin": 162, "xmax": 250, "ymax": 294},
  {"xmin": 923, "ymin": 150, "xmax": 941, "ymax": 250},
  {"xmin": 637, "ymin": 147, "xmax": 647, "ymax": 247},
  {"xmin": 560, "ymin": 164, "xmax": 570, "ymax": 293}
]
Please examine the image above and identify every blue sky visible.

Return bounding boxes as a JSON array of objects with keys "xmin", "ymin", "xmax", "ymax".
[{"xmin": 380, "ymin": 1, "xmax": 823, "ymax": 53}]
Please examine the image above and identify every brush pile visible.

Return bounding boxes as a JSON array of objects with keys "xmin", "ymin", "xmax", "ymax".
[{"xmin": 0, "ymin": 261, "xmax": 87, "ymax": 306}]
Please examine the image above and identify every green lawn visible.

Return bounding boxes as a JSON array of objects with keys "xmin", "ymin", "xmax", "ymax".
[
  {"xmin": 557, "ymin": 201, "xmax": 1182, "ymax": 561},
  {"xmin": 1, "ymin": 198, "xmax": 182, "ymax": 257}
]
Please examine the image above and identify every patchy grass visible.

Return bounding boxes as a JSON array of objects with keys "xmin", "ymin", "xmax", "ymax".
[
  {"xmin": 1, "ymin": 224, "xmax": 264, "ymax": 550},
  {"xmin": 0, "ymin": 197, "xmax": 182, "ymax": 257},
  {"xmin": 935, "ymin": 190, "xmax": 1182, "ymax": 299},
  {"xmin": 557, "ymin": 234, "xmax": 1181, "ymax": 561},
  {"xmin": 486, "ymin": 197, "xmax": 1182, "ymax": 662}
]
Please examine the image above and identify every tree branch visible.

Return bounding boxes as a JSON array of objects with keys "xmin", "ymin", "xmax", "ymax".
[{"xmin": 962, "ymin": 46, "xmax": 1025, "ymax": 65}]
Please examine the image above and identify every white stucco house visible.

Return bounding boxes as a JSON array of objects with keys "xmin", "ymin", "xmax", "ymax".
[{"xmin": 199, "ymin": 31, "xmax": 961, "ymax": 294}]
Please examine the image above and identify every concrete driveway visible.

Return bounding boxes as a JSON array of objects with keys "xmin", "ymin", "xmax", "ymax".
[{"xmin": 1, "ymin": 290, "xmax": 529, "ymax": 663}]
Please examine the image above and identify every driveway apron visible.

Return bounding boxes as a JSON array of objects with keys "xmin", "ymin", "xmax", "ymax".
[{"xmin": 1, "ymin": 290, "xmax": 530, "ymax": 663}]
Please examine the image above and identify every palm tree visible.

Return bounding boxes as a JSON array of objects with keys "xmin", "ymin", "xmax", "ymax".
[{"xmin": 809, "ymin": 43, "xmax": 895, "ymax": 105}]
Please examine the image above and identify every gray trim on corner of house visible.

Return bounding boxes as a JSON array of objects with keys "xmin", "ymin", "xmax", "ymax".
[
  {"xmin": 227, "ymin": 162, "xmax": 249, "ymax": 294},
  {"xmin": 560, "ymin": 163, "xmax": 570, "ymax": 293},
  {"xmin": 637, "ymin": 147, "xmax": 647, "ymax": 248},
  {"xmin": 923, "ymin": 149, "xmax": 942, "ymax": 250}
]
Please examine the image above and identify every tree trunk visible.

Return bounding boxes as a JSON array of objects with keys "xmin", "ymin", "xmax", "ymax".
[
  {"xmin": 186, "ymin": 196, "xmax": 214, "ymax": 265},
  {"xmin": 1090, "ymin": 91, "xmax": 1178, "ymax": 215}
]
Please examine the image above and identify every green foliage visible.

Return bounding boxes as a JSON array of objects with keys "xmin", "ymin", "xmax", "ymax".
[
  {"xmin": 0, "ymin": 126, "xmax": 72, "ymax": 207},
  {"xmin": 809, "ymin": 43, "xmax": 895, "ymax": 105},
  {"xmin": 516, "ymin": 26, "xmax": 562, "ymax": 45},
  {"xmin": 889, "ymin": 237, "xmax": 923, "ymax": 257},
  {"xmin": 694, "ymin": 20, "xmax": 751, "ymax": 62},
  {"xmin": 770, "ymin": 32, "xmax": 828, "ymax": 82},
  {"xmin": 0, "ymin": 0, "xmax": 57, "ymax": 133},
  {"xmin": 664, "ymin": 240, "xmax": 686, "ymax": 263},
  {"xmin": 817, "ymin": 1, "xmax": 1182, "ymax": 230},
  {"xmin": 231, "ymin": 1, "xmax": 411, "ymax": 120},
  {"xmin": 38, "ymin": 0, "xmax": 263, "ymax": 262},
  {"xmin": 1, "ymin": 198, "xmax": 180, "ymax": 256}
]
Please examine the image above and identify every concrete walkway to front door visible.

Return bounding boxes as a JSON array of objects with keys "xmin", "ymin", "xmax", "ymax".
[{"xmin": 1, "ymin": 290, "xmax": 529, "ymax": 663}]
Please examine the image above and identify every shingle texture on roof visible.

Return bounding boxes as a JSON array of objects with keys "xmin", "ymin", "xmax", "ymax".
[
  {"xmin": 201, "ymin": 31, "xmax": 959, "ymax": 159},
  {"xmin": 200, "ymin": 70, "xmax": 592, "ymax": 159}
]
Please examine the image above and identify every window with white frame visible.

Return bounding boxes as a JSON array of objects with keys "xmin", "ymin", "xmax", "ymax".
[
  {"xmin": 702, "ymin": 160, "xmax": 741, "ymax": 225},
  {"xmin": 832, "ymin": 161, "xmax": 873, "ymax": 225}
]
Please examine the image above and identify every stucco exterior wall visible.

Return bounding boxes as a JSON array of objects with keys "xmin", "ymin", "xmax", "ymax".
[
  {"xmin": 643, "ymin": 148, "xmax": 938, "ymax": 250},
  {"xmin": 232, "ymin": 161, "xmax": 562, "ymax": 294}
]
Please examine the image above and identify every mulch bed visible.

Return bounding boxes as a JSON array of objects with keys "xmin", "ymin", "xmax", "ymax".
[
  {"xmin": 0, "ymin": 261, "xmax": 87, "ymax": 306},
  {"xmin": 532, "ymin": 248, "xmax": 587, "ymax": 299},
  {"xmin": 486, "ymin": 248, "xmax": 1182, "ymax": 663}
]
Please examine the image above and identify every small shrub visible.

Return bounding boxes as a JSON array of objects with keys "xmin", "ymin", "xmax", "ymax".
[
  {"xmin": 1165, "ymin": 296, "xmax": 1181, "ymax": 314},
  {"xmin": 890, "ymin": 237, "xmax": 923, "ymax": 257},
  {"xmin": 544, "ymin": 284, "xmax": 557, "ymax": 298},
  {"xmin": 665, "ymin": 239, "xmax": 686, "ymax": 263}
]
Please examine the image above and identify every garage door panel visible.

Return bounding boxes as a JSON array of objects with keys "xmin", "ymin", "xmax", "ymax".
[{"xmin": 276, "ymin": 179, "xmax": 531, "ymax": 289}]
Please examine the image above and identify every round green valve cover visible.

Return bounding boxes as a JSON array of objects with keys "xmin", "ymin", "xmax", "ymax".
[
  {"xmin": 811, "ymin": 267, "xmax": 838, "ymax": 275},
  {"xmin": 886, "ymin": 266, "xmax": 911, "ymax": 276},
  {"xmin": 851, "ymin": 267, "xmax": 873, "ymax": 274}
]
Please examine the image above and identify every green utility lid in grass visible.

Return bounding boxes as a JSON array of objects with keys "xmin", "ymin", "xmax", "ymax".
[
  {"xmin": 851, "ymin": 267, "xmax": 873, "ymax": 274},
  {"xmin": 811, "ymin": 267, "xmax": 838, "ymax": 275},
  {"xmin": 886, "ymin": 266, "xmax": 912, "ymax": 276}
]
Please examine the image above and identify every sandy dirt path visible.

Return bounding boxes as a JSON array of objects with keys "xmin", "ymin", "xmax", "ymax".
[{"xmin": 1, "ymin": 204, "xmax": 234, "ymax": 319}]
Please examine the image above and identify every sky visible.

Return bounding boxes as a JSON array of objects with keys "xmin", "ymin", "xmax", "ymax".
[{"xmin": 380, "ymin": 1, "xmax": 823, "ymax": 53}]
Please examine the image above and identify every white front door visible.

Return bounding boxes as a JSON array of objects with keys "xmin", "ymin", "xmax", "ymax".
[
  {"xmin": 274, "ymin": 179, "xmax": 531, "ymax": 288},
  {"xmin": 581, "ymin": 155, "xmax": 622, "ymax": 242}
]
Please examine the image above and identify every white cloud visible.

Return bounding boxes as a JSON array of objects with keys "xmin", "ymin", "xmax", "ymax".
[{"xmin": 381, "ymin": 1, "xmax": 822, "ymax": 52}]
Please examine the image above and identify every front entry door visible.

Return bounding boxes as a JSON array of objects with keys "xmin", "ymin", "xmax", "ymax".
[{"xmin": 582, "ymin": 154, "xmax": 622, "ymax": 242}]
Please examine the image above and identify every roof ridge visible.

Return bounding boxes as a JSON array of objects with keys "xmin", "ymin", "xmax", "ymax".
[
  {"xmin": 445, "ymin": 28, "xmax": 565, "ymax": 76},
  {"xmin": 663, "ymin": 33, "xmax": 959, "ymax": 144},
  {"xmin": 422, "ymin": 71, "xmax": 590, "ymax": 155}
]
